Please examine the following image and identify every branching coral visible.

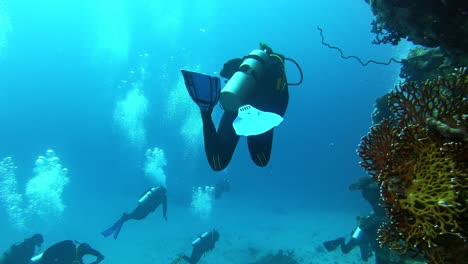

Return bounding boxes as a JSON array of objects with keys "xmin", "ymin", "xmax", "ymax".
[{"xmin": 358, "ymin": 68, "xmax": 467, "ymax": 263}]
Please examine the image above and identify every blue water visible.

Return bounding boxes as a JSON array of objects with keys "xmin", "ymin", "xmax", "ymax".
[{"xmin": 0, "ymin": 0, "xmax": 407, "ymax": 263}]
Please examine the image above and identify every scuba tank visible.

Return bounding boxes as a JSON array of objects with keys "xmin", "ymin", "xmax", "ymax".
[
  {"xmin": 191, "ymin": 231, "xmax": 210, "ymax": 246},
  {"xmin": 220, "ymin": 49, "xmax": 269, "ymax": 112},
  {"xmin": 351, "ymin": 226, "xmax": 364, "ymax": 241},
  {"xmin": 30, "ymin": 253, "xmax": 43, "ymax": 263},
  {"xmin": 138, "ymin": 187, "xmax": 157, "ymax": 203}
]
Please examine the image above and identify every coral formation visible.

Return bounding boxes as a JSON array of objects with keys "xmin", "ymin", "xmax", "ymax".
[
  {"xmin": 365, "ymin": 0, "xmax": 468, "ymax": 53},
  {"xmin": 365, "ymin": 1, "xmax": 468, "ymax": 84},
  {"xmin": 358, "ymin": 68, "xmax": 467, "ymax": 263}
]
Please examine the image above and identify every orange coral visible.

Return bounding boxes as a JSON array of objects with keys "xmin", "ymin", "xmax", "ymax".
[{"xmin": 358, "ymin": 68, "xmax": 468, "ymax": 263}]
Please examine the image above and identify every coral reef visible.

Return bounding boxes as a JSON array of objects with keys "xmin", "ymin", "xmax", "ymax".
[
  {"xmin": 365, "ymin": 1, "xmax": 468, "ymax": 84},
  {"xmin": 365, "ymin": 0, "xmax": 468, "ymax": 53},
  {"xmin": 250, "ymin": 250, "xmax": 299, "ymax": 264},
  {"xmin": 358, "ymin": 68, "xmax": 467, "ymax": 263},
  {"xmin": 399, "ymin": 46, "xmax": 468, "ymax": 83}
]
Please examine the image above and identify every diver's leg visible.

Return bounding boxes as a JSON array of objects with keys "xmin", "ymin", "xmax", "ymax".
[
  {"xmin": 180, "ymin": 254, "xmax": 193, "ymax": 264},
  {"xmin": 201, "ymin": 111, "xmax": 239, "ymax": 171},
  {"xmin": 189, "ymin": 248, "xmax": 203, "ymax": 264},
  {"xmin": 247, "ymin": 129, "xmax": 273, "ymax": 167},
  {"xmin": 341, "ymin": 238, "xmax": 359, "ymax": 254},
  {"xmin": 127, "ymin": 205, "xmax": 150, "ymax": 220},
  {"xmin": 359, "ymin": 242, "xmax": 372, "ymax": 262}
]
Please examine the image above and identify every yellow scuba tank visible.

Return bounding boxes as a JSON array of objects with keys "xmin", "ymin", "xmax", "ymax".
[{"xmin": 220, "ymin": 49, "xmax": 269, "ymax": 112}]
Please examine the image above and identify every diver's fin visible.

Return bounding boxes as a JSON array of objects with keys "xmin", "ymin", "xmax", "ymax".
[
  {"xmin": 171, "ymin": 255, "xmax": 191, "ymax": 264},
  {"xmin": 112, "ymin": 218, "xmax": 125, "ymax": 239},
  {"xmin": 101, "ymin": 226, "xmax": 115, "ymax": 237},
  {"xmin": 170, "ymin": 256, "xmax": 183, "ymax": 264},
  {"xmin": 181, "ymin": 70, "xmax": 221, "ymax": 112},
  {"xmin": 323, "ymin": 237, "xmax": 345, "ymax": 251},
  {"xmin": 101, "ymin": 217, "xmax": 125, "ymax": 239}
]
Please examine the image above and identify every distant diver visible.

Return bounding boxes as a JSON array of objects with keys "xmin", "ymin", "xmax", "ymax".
[
  {"xmin": 31, "ymin": 240, "xmax": 104, "ymax": 264},
  {"xmin": 0, "ymin": 234, "xmax": 43, "ymax": 264},
  {"xmin": 101, "ymin": 186, "xmax": 168, "ymax": 239},
  {"xmin": 176, "ymin": 229, "xmax": 220, "ymax": 264},
  {"xmin": 322, "ymin": 213, "xmax": 383, "ymax": 262},
  {"xmin": 214, "ymin": 177, "xmax": 230, "ymax": 200},
  {"xmin": 181, "ymin": 43, "xmax": 302, "ymax": 171}
]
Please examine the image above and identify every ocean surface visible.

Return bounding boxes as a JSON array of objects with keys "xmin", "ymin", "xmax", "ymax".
[{"xmin": 0, "ymin": 0, "xmax": 410, "ymax": 263}]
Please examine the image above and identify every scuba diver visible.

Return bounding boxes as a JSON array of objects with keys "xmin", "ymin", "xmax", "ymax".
[
  {"xmin": 214, "ymin": 177, "xmax": 230, "ymax": 200},
  {"xmin": 343, "ymin": 176, "xmax": 409, "ymax": 263},
  {"xmin": 32, "ymin": 240, "xmax": 104, "ymax": 264},
  {"xmin": 101, "ymin": 186, "xmax": 167, "ymax": 239},
  {"xmin": 0, "ymin": 234, "xmax": 43, "ymax": 264},
  {"xmin": 174, "ymin": 229, "xmax": 220, "ymax": 264},
  {"xmin": 322, "ymin": 213, "xmax": 380, "ymax": 262},
  {"xmin": 181, "ymin": 43, "xmax": 303, "ymax": 171}
]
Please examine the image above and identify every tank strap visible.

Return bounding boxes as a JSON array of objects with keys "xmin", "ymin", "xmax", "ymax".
[
  {"xmin": 243, "ymin": 54, "xmax": 266, "ymax": 66},
  {"xmin": 72, "ymin": 242, "xmax": 80, "ymax": 264},
  {"xmin": 238, "ymin": 64, "xmax": 258, "ymax": 82}
]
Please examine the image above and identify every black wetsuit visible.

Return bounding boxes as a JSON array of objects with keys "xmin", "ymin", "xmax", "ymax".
[
  {"xmin": 323, "ymin": 214, "xmax": 382, "ymax": 262},
  {"xmin": 202, "ymin": 53, "xmax": 289, "ymax": 171},
  {"xmin": 102, "ymin": 186, "xmax": 167, "ymax": 239},
  {"xmin": 124, "ymin": 186, "xmax": 167, "ymax": 220},
  {"xmin": 38, "ymin": 240, "xmax": 103, "ymax": 264},
  {"xmin": 0, "ymin": 236, "xmax": 40, "ymax": 264},
  {"xmin": 181, "ymin": 230, "xmax": 219, "ymax": 264}
]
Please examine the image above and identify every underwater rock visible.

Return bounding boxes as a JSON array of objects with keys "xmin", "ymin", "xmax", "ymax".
[
  {"xmin": 400, "ymin": 46, "xmax": 468, "ymax": 83},
  {"xmin": 366, "ymin": 0, "xmax": 468, "ymax": 54}
]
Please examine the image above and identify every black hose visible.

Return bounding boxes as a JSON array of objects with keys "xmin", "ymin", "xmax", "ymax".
[
  {"xmin": 285, "ymin": 57, "xmax": 304, "ymax": 86},
  {"xmin": 317, "ymin": 27, "xmax": 402, "ymax": 66}
]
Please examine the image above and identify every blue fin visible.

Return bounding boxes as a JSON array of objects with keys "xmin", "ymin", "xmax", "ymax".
[
  {"xmin": 101, "ymin": 218, "xmax": 124, "ymax": 239},
  {"xmin": 181, "ymin": 70, "xmax": 221, "ymax": 112}
]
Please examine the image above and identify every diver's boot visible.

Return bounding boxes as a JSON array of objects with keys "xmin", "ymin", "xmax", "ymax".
[{"xmin": 323, "ymin": 237, "xmax": 345, "ymax": 251}]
